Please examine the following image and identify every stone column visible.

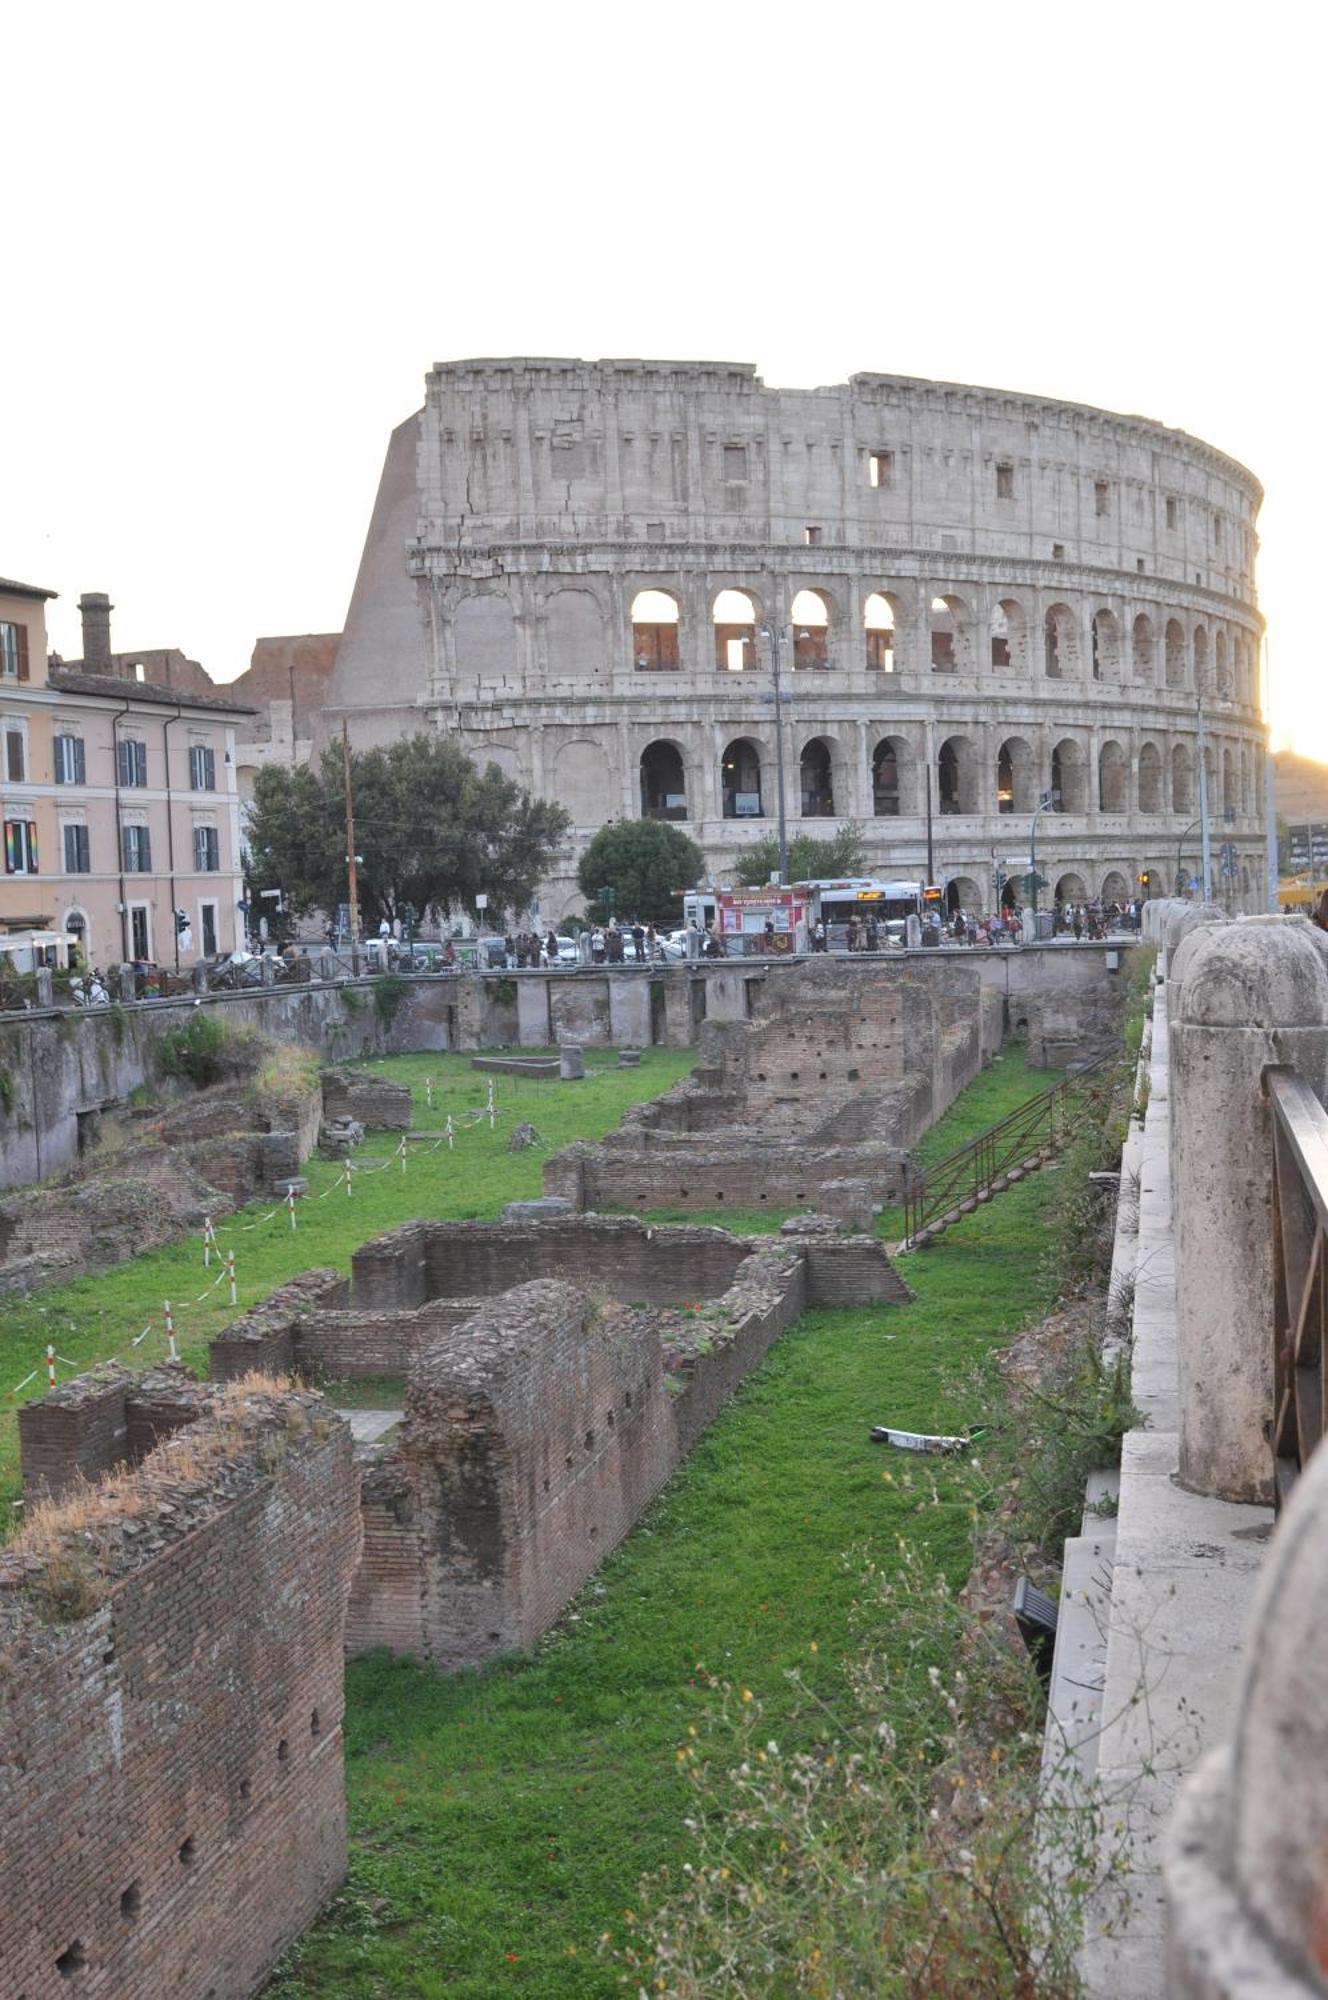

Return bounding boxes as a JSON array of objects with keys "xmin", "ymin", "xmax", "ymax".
[{"xmin": 1169, "ymin": 919, "xmax": 1328, "ymax": 1502}]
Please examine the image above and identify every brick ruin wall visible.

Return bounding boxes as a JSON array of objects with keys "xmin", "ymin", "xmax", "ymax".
[
  {"xmin": 1, "ymin": 1377, "xmax": 360, "ymax": 2000},
  {"xmin": 545, "ymin": 1134, "xmax": 912, "ymax": 1218},
  {"xmin": 320, "ymin": 1069, "xmax": 413, "ymax": 1129}
]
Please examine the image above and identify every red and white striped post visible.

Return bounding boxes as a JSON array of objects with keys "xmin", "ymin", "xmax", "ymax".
[
  {"xmin": 203, "ymin": 1215, "xmax": 213, "ymax": 1267},
  {"xmin": 226, "ymin": 1250, "xmax": 237, "ymax": 1307},
  {"xmin": 345, "ymin": 1158, "xmax": 354, "ymax": 1197},
  {"xmin": 398, "ymin": 1135, "xmax": 407, "ymax": 1174},
  {"xmin": 425, "ymin": 1074, "xmax": 434, "ymax": 1111},
  {"xmin": 445, "ymin": 1114, "xmax": 455, "ymax": 1151},
  {"xmin": 287, "ymin": 1187, "xmax": 298, "ymax": 1231},
  {"xmin": 164, "ymin": 1301, "xmax": 178, "ymax": 1363},
  {"xmin": 486, "ymin": 1079, "xmax": 497, "ymax": 1130},
  {"xmin": 46, "ymin": 1344, "xmax": 56, "ymax": 1389}
]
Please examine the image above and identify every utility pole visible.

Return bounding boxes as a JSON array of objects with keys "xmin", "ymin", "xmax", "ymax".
[
  {"xmin": 342, "ymin": 719, "xmax": 361, "ymax": 975},
  {"xmin": 1197, "ymin": 699, "xmax": 1213, "ymax": 903},
  {"xmin": 924, "ymin": 765, "xmax": 935, "ymax": 885},
  {"xmin": 759, "ymin": 620, "xmax": 791, "ymax": 884}
]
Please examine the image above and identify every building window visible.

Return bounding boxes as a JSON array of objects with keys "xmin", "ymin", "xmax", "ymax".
[
  {"xmin": 189, "ymin": 743, "xmax": 216, "ymax": 791},
  {"xmin": 1052, "ymin": 543, "xmax": 1065, "ymax": 559},
  {"xmin": 62, "ymin": 823, "xmax": 91, "ymax": 874},
  {"xmin": 54, "ymin": 733, "xmax": 86, "ymax": 784},
  {"xmin": 118, "ymin": 738, "xmax": 148, "ymax": 787},
  {"xmin": 4, "ymin": 723, "xmax": 26, "ymax": 782},
  {"xmin": 130, "ymin": 904, "xmax": 150, "ymax": 959},
  {"xmin": 193, "ymin": 825, "xmax": 220, "ymax": 871},
  {"xmin": 722, "ymin": 444, "xmax": 748, "ymax": 482},
  {"xmin": 995, "ymin": 461, "xmax": 1014, "ymax": 500},
  {"xmin": 630, "ymin": 589, "xmax": 680, "ymax": 671},
  {"xmin": 868, "ymin": 451, "xmax": 893, "ymax": 489},
  {"xmin": 199, "ymin": 901, "xmax": 219, "ymax": 958},
  {"xmin": 1166, "ymin": 495, "xmax": 1179, "ymax": 531},
  {"xmin": 4, "ymin": 818, "xmax": 38, "ymax": 874},
  {"xmin": 804, "ymin": 526, "xmax": 822, "ymax": 546},
  {"xmin": 122, "ymin": 823, "xmax": 152, "ymax": 871},
  {"xmin": 0, "ymin": 621, "xmax": 30, "ymax": 681}
]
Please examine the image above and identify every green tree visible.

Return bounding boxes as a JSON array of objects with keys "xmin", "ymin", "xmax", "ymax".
[
  {"xmin": 734, "ymin": 822, "xmax": 866, "ymax": 887},
  {"xmin": 576, "ymin": 819, "xmax": 705, "ymax": 928},
  {"xmin": 244, "ymin": 735, "xmax": 570, "ymax": 928}
]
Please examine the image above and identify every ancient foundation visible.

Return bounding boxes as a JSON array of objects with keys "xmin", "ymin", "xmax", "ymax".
[{"xmin": 1, "ymin": 1371, "xmax": 360, "ymax": 2000}]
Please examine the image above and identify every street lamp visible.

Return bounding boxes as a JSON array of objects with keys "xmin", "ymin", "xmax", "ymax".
[
  {"xmin": 758, "ymin": 622, "xmax": 791, "ymax": 885},
  {"xmin": 1029, "ymin": 788, "xmax": 1059, "ymax": 930},
  {"xmin": 1174, "ymin": 818, "xmax": 1203, "ymax": 897}
]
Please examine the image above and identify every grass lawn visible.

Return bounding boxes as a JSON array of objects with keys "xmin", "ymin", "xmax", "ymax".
[
  {"xmin": 0, "ymin": 1047, "xmax": 694, "ymax": 1517},
  {"xmin": 271, "ymin": 1049, "xmax": 1071, "ymax": 1999}
]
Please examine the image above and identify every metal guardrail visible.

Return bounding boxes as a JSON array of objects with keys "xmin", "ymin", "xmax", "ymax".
[
  {"xmin": 1266, "ymin": 1066, "xmax": 1328, "ymax": 1508},
  {"xmin": 902, "ymin": 1051, "xmax": 1117, "ymax": 1248}
]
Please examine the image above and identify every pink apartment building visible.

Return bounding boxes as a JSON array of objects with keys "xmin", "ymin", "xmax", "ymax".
[{"xmin": 1, "ymin": 578, "xmax": 253, "ymax": 968}]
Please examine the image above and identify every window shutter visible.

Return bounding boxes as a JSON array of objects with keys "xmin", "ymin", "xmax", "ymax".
[
  {"xmin": 15, "ymin": 625, "xmax": 28, "ymax": 682},
  {"xmin": 75, "ymin": 737, "xmax": 86, "ymax": 784},
  {"xmin": 4, "ymin": 822, "xmax": 14, "ymax": 874},
  {"xmin": 205, "ymin": 747, "xmax": 215, "ymax": 790},
  {"xmin": 27, "ymin": 822, "xmax": 37, "ymax": 874},
  {"xmin": 135, "ymin": 740, "xmax": 147, "ymax": 786},
  {"xmin": 117, "ymin": 739, "xmax": 129, "ymax": 786}
]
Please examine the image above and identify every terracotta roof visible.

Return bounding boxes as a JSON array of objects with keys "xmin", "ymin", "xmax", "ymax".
[
  {"xmin": 48, "ymin": 667, "xmax": 257, "ymax": 716},
  {"xmin": 0, "ymin": 576, "xmax": 58, "ymax": 601}
]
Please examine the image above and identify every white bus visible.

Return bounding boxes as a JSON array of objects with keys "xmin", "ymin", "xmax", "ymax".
[{"xmin": 798, "ymin": 878, "xmax": 926, "ymax": 945}]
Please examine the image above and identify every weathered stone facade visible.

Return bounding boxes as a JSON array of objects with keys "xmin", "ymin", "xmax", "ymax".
[
  {"xmin": 321, "ymin": 359, "xmax": 1267, "ymax": 919},
  {"xmin": 1, "ymin": 1373, "xmax": 360, "ymax": 2000}
]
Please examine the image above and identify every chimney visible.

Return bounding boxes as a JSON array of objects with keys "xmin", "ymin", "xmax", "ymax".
[{"xmin": 78, "ymin": 592, "xmax": 114, "ymax": 670}]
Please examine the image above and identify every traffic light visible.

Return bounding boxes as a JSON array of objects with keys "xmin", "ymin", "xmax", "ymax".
[
  {"xmin": 175, "ymin": 908, "xmax": 189, "ymax": 935},
  {"xmin": 1138, "ymin": 871, "xmax": 1151, "ymax": 893}
]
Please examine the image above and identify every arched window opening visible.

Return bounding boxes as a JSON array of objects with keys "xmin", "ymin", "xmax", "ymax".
[
  {"xmin": 1101, "ymin": 870, "xmax": 1130, "ymax": 905},
  {"xmin": 1138, "ymin": 742, "xmax": 1163, "ymax": 814},
  {"xmin": 1051, "ymin": 738, "xmax": 1087, "ymax": 814},
  {"xmin": 1044, "ymin": 604, "xmax": 1078, "ymax": 678},
  {"xmin": 640, "ymin": 740, "xmax": 688, "ymax": 820},
  {"xmin": 996, "ymin": 736, "xmax": 1034, "ymax": 815},
  {"xmin": 990, "ymin": 599, "xmax": 1026, "ymax": 672},
  {"xmin": 721, "ymin": 738, "xmax": 763, "ymax": 819},
  {"xmin": 1055, "ymin": 872, "xmax": 1088, "ymax": 905},
  {"xmin": 791, "ymin": 590, "xmax": 830, "ymax": 670},
  {"xmin": 873, "ymin": 739, "xmax": 899, "ymax": 816},
  {"xmin": 1194, "ymin": 625, "xmax": 1210, "ymax": 696},
  {"xmin": 865, "ymin": 593, "xmax": 898, "ymax": 672},
  {"xmin": 799, "ymin": 737, "xmax": 835, "ymax": 817},
  {"xmin": 1133, "ymin": 614, "xmax": 1155, "ymax": 680},
  {"xmin": 1172, "ymin": 743, "xmax": 1193, "ymax": 816},
  {"xmin": 63, "ymin": 909, "xmax": 88, "ymax": 967},
  {"xmin": 631, "ymin": 589, "xmax": 680, "ymax": 672},
  {"xmin": 947, "ymin": 877, "xmax": 982, "ymax": 917},
  {"xmin": 930, "ymin": 595, "xmax": 970, "ymax": 672},
  {"xmin": 713, "ymin": 589, "xmax": 757, "ymax": 674},
  {"xmin": 1165, "ymin": 618, "xmax": 1187, "ymax": 689},
  {"xmin": 1092, "ymin": 609, "xmax": 1120, "ymax": 682},
  {"xmin": 937, "ymin": 735, "xmax": 975, "ymax": 815},
  {"xmin": 1216, "ymin": 631, "xmax": 1230, "ymax": 699},
  {"xmin": 1099, "ymin": 740, "xmax": 1127, "ymax": 814}
]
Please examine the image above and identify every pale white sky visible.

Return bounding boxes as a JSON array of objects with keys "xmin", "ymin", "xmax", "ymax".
[{"xmin": 3, "ymin": 0, "xmax": 1322, "ymax": 749}]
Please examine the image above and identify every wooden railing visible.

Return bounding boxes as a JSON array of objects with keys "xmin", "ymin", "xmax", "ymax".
[
  {"xmin": 1267, "ymin": 1066, "xmax": 1328, "ymax": 1508},
  {"xmin": 902, "ymin": 1051, "xmax": 1117, "ymax": 1249}
]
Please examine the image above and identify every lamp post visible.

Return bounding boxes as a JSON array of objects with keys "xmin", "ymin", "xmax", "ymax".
[
  {"xmin": 758, "ymin": 622, "xmax": 791, "ymax": 885},
  {"xmin": 1029, "ymin": 789, "xmax": 1058, "ymax": 931},
  {"xmin": 1175, "ymin": 817, "xmax": 1203, "ymax": 897}
]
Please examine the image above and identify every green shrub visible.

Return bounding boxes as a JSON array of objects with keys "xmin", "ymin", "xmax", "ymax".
[
  {"xmin": 156, "ymin": 1012, "xmax": 228, "ymax": 1087},
  {"xmin": 373, "ymin": 974, "xmax": 409, "ymax": 1028}
]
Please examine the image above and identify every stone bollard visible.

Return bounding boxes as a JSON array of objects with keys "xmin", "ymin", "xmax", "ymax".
[
  {"xmin": 115, "ymin": 964, "xmax": 137, "ymax": 1003},
  {"xmin": 1165, "ymin": 1433, "xmax": 1328, "ymax": 1995},
  {"xmin": 192, "ymin": 961, "xmax": 211, "ymax": 994},
  {"xmin": 1170, "ymin": 919, "xmax": 1328, "ymax": 1502},
  {"xmin": 686, "ymin": 927, "xmax": 701, "ymax": 964},
  {"xmin": 34, "ymin": 968, "xmax": 53, "ymax": 1008},
  {"xmin": 1164, "ymin": 900, "xmax": 1227, "ymax": 966},
  {"xmin": 905, "ymin": 914, "xmax": 922, "ymax": 950},
  {"xmin": 577, "ymin": 932, "xmax": 592, "ymax": 966},
  {"xmin": 559, "ymin": 1045, "xmax": 585, "ymax": 1081}
]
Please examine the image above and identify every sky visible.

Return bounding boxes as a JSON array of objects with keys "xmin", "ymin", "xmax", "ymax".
[{"xmin": 3, "ymin": 0, "xmax": 1322, "ymax": 751}]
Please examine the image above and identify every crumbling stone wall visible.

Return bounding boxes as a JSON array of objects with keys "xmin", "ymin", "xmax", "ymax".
[
  {"xmin": 321, "ymin": 1068, "xmax": 412, "ymax": 1130},
  {"xmin": 545, "ymin": 1133, "xmax": 910, "ymax": 1216},
  {"xmin": 0, "ymin": 1374, "xmax": 360, "ymax": 2000},
  {"xmin": 209, "ymin": 1267, "xmax": 349, "ymax": 1379}
]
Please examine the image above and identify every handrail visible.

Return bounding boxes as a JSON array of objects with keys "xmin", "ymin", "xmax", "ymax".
[
  {"xmin": 902, "ymin": 1051, "xmax": 1117, "ymax": 1246},
  {"xmin": 1266, "ymin": 1065, "xmax": 1328, "ymax": 1506}
]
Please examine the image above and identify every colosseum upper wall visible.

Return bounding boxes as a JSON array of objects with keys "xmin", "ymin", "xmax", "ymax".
[{"xmin": 321, "ymin": 359, "xmax": 1268, "ymax": 921}]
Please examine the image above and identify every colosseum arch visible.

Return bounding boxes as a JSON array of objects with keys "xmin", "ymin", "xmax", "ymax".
[
  {"xmin": 1193, "ymin": 624, "xmax": 1210, "ymax": 696},
  {"xmin": 990, "ymin": 599, "xmax": 1028, "ymax": 673},
  {"xmin": 1055, "ymin": 873, "xmax": 1089, "ymax": 904},
  {"xmin": 1215, "ymin": 630, "xmax": 1230, "ymax": 699},
  {"xmin": 640, "ymin": 740, "xmax": 689, "ymax": 819},
  {"xmin": 454, "ymin": 592, "xmax": 518, "ymax": 683},
  {"xmin": 544, "ymin": 588, "xmax": 606, "ymax": 678},
  {"xmin": 865, "ymin": 591, "xmax": 902, "ymax": 672},
  {"xmin": 720, "ymin": 737, "xmax": 764, "ymax": 819},
  {"xmin": 938, "ymin": 734, "xmax": 978, "ymax": 815},
  {"xmin": 631, "ymin": 589, "xmax": 681, "ymax": 671},
  {"xmin": 1044, "ymin": 604, "xmax": 1079, "ymax": 679},
  {"xmin": 713, "ymin": 589, "xmax": 759, "ymax": 674},
  {"xmin": 1092, "ymin": 609, "xmax": 1121, "ymax": 682},
  {"xmin": 1099, "ymin": 739, "xmax": 1128, "ymax": 814},
  {"xmin": 1101, "ymin": 869, "xmax": 1131, "ymax": 904},
  {"xmin": 1171, "ymin": 742, "xmax": 1194, "ymax": 815},
  {"xmin": 791, "ymin": 589, "xmax": 831, "ymax": 670},
  {"xmin": 872, "ymin": 735, "xmax": 917, "ymax": 816},
  {"xmin": 1138, "ymin": 740, "xmax": 1163, "ymax": 813},
  {"xmin": 1051, "ymin": 738, "xmax": 1087, "ymax": 814},
  {"xmin": 554, "ymin": 738, "xmax": 613, "ymax": 822},
  {"xmin": 947, "ymin": 876, "xmax": 982, "ymax": 916},
  {"xmin": 799, "ymin": 736, "xmax": 836, "ymax": 816},
  {"xmin": 996, "ymin": 736, "xmax": 1035, "ymax": 814},
  {"xmin": 1133, "ymin": 614, "xmax": 1156, "ymax": 681},
  {"xmin": 930, "ymin": 595, "xmax": 972, "ymax": 673},
  {"xmin": 1165, "ymin": 618, "xmax": 1187, "ymax": 689}
]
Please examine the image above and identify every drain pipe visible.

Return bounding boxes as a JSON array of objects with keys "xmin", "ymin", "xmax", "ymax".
[
  {"xmin": 163, "ymin": 703, "xmax": 185, "ymax": 971},
  {"xmin": 110, "ymin": 696, "xmax": 132, "ymax": 963}
]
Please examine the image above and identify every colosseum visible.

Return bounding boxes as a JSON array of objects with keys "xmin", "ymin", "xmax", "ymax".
[{"xmin": 321, "ymin": 358, "xmax": 1267, "ymax": 922}]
